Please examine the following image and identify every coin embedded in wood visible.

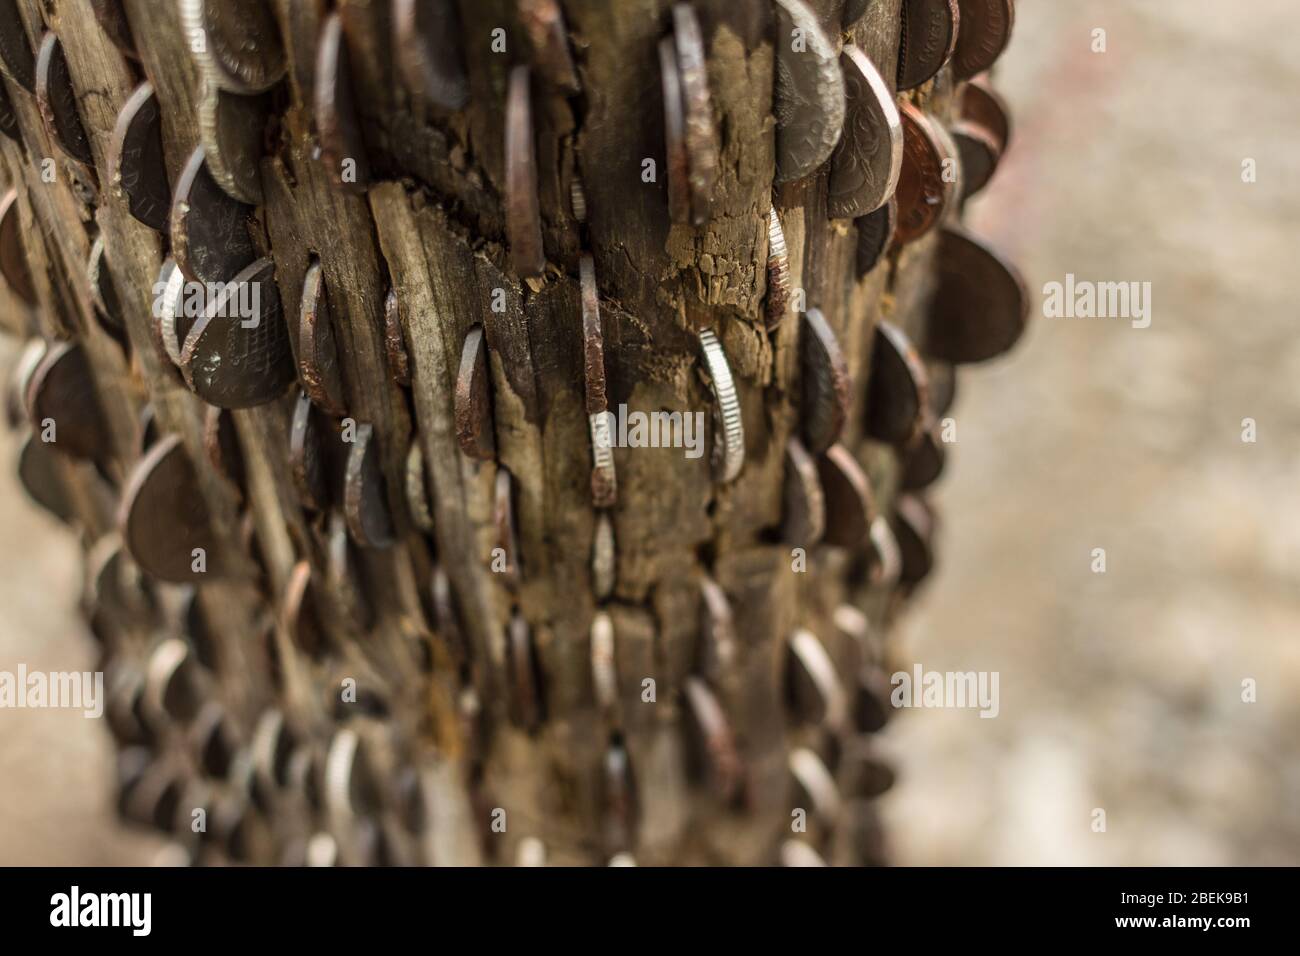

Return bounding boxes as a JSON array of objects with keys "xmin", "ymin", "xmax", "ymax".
[
  {"xmin": 298, "ymin": 261, "xmax": 348, "ymax": 416},
  {"xmin": 773, "ymin": 0, "xmax": 845, "ymax": 184},
  {"xmin": 799, "ymin": 308, "xmax": 850, "ymax": 454},
  {"xmin": 952, "ymin": 119, "xmax": 999, "ymax": 200},
  {"xmin": 393, "ymin": 0, "xmax": 468, "ymax": 111},
  {"xmin": 181, "ymin": 257, "xmax": 295, "ymax": 408},
  {"xmin": 698, "ymin": 329, "xmax": 745, "ymax": 483},
  {"xmin": 900, "ymin": 420, "xmax": 946, "ymax": 490},
  {"xmin": 590, "ymin": 610, "xmax": 617, "ymax": 715},
  {"xmin": 855, "ymin": 195, "xmax": 897, "ymax": 278},
  {"xmin": 765, "ymin": 205, "xmax": 790, "ymax": 328},
  {"xmin": 119, "ymin": 433, "xmax": 223, "ymax": 582},
  {"xmin": 505, "ymin": 65, "xmax": 544, "ymax": 277},
  {"xmin": 171, "ymin": 146, "xmax": 255, "ymax": 284},
  {"xmin": 203, "ymin": 404, "xmax": 245, "ymax": 495},
  {"xmin": 36, "ymin": 33, "xmax": 93, "ymax": 165},
  {"xmin": 894, "ymin": 102, "xmax": 954, "ymax": 246},
  {"xmin": 580, "ymin": 255, "xmax": 616, "ymax": 507},
  {"xmin": 658, "ymin": 36, "xmax": 690, "ymax": 225},
  {"xmin": 0, "ymin": 80, "xmax": 19, "ymax": 143},
  {"xmin": 897, "ymin": 0, "xmax": 960, "ymax": 91},
  {"xmin": 0, "ymin": 0, "xmax": 34, "ymax": 92},
  {"xmin": 110, "ymin": 83, "xmax": 170, "ymax": 232},
  {"xmin": 91, "ymin": 0, "xmax": 137, "ymax": 60},
  {"xmin": 343, "ymin": 422, "xmax": 395, "ymax": 548},
  {"xmin": 785, "ymin": 628, "xmax": 846, "ymax": 728},
  {"xmin": 283, "ymin": 559, "xmax": 327, "ymax": 657},
  {"xmin": 290, "ymin": 390, "xmax": 332, "ymax": 512},
  {"xmin": 672, "ymin": 3, "xmax": 720, "ymax": 225},
  {"xmin": 315, "ymin": 12, "xmax": 370, "ymax": 193},
  {"xmin": 866, "ymin": 320, "xmax": 928, "ymax": 444},
  {"xmin": 26, "ymin": 341, "xmax": 111, "ymax": 462},
  {"xmin": 7, "ymin": 338, "xmax": 45, "ymax": 426},
  {"xmin": 0, "ymin": 188, "xmax": 36, "ymax": 306},
  {"xmin": 892, "ymin": 493, "xmax": 935, "ymax": 586},
  {"xmin": 960, "ymin": 75, "xmax": 1011, "ymax": 152},
  {"xmin": 828, "ymin": 46, "xmax": 903, "ymax": 220},
  {"xmin": 519, "ymin": 0, "xmax": 580, "ymax": 93},
  {"xmin": 507, "ymin": 611, "xmax": 542, "ymax": 731},
  {"xmin": 782, "ymin": 436, "xmax": 825, "ymax": 547},
  {"xmin": 682, "ymin": 676, "xmax": 743, "ymax": 801},
  {"xmin": 925, "ymin": 224, "xmax": 1028, "ymax": 363},
  {"xmin": 952, "ymin": 0, "xmax": 1015, "ymax": 80},
  {"xmin": 404, "ymin": 439, "xmax": 435, "ymax": 534},
  {"xmin": 17, "ymin": 430, "xmax": 75, "ymax": 523},
  {"xmin": 199, "ymin": 84, "xmax": 269, "ymax": 205},
  {"xmin": 789, "ymin": 746, "xmax": 841, "ymax": 824},
  {"xmin": 181, "ymin": 0, "xmax": 286, "ymax": 94},
  {"xmin": 815, "ymin": 444, "xmax": 874, "ymax": 548},
  {"xmin": 154, "ymin": 258, "xmax": 191, "ymax": 370},
  {"xmin": 454, "ymin": 325, "xmax": 495, "ymax": 460},
  {"xmin": 383, "ymin": 288, "xmax": 411, "ymax": 387}
]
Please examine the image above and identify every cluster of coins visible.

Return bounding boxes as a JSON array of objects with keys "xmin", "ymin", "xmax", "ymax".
[{"xmin": 0, "ymin": 0, "xmax": 1022, "ymax": 866}]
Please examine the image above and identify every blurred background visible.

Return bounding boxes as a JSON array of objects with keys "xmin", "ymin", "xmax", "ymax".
[{"xmin": 1, "ymin": 0, "xmax": 1296, "ymax": 865}]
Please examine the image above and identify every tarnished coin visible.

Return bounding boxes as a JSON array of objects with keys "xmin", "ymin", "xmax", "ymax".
[
  {"xmin": 404, "ymin": 439, "xmax": 435, "ymax": 534},
  {"xmin": 507, "ymin": 611, "xmax": 542, "ymax": 731},
  {"xmin": 828, "ymin": 46, "xmax": 902, "ymax": 220},
  {"xmin": 866, "ymin": 320, "xmax": 928, "ymax": 444},
  {"xmin": 454, "ymin": 325, "xmax": 495, "ymax": 460},
  {"xmin": 36, "ymin": 33, "xmax": 92, "ymax": 165},
  {"xmin": 698, "ymin": 575, "xmax": 737, "ymax": 682},
  {"xmin": 17, "ymin": 430, "xmax": 75, "ymax": 523},
  {"xmin": 199, "ymin": 84, "xmax": 268, "ymax": 205},
  {"xmin": 786, "ymin": 628, "xmax": 846, "ymax": 728},
  {"xmin": 799, "ymin": 308, "xmax": 849, "ymax": 454},
  {"xmin": 894, "ymin": 102, "xmax": 954, "ymax": 246},
  {"xmin": 289, "ymin": 390, "xmax": 332, "ymax": 511},
  {"xmin": 520, "ymin": 0, "xmax": 579, "ymax": 93},
  {"xmin": 658, "ymin": 36, "xmax": 690, "ymax": 225},
  {"xmin": 383, "ymin": 288, "xmax": 411, "ymax": 387},
  {"xmin": 773, "ymin": 0, "xmax": 845, "ymax": 183},
  {"xmin": 581, "ymin": 254, "xmax": 616, "ymax": 507},
  {"xmin": 843, "ymin": 740, "xmax": 897, "ymax": 798},
  {"xmin": 155, "ymin": 258, "xmax": 191, "ymax": 369},
  {"xmin": 952, "ymin": 0, "xmax": 1015, "ymax": 80},
  {"xmin": 393, "ymin": 0, "xmax": 468, "ymax": 110},
  {"xmin": 672, "ymin": 3, "xmax": 720, "ymax": 224},
  {"xmin": 119, "ymin": 433, "xmax": 223, "ymax": 582},
  {"xmin": 924, "ymin": 224, "xmax": 1028, "ymax": 363},
  {"xmin": 782, "ymin": 436, "xmax": 825, "ymax": 547},
  {"xmin": 698, "ymin": 328, "xmax": 745, "ymax": 483},
  {"xmin": 0, "ymin": 80, "xmax": 19, "ymax": 142},
  {"xmin": 87, "ymin": 235, "xmax": 126, "ymax": 338},
  {"xmin": 110, "ymin": 83, "xmax": 170, "ymax": 232},
  {"xmin": 0, "ymin": 188, "xmax": 36, "ymax": 306},
  {"xmin": 283, "ymin": 559, "xmax": 327, "ymax": 657},
  {"xmin": 494, "ymin": 466, "xmax": 520, "ymax": 585},
  {"xmin": 855, "ymin": 195, "xmax": 897, "ymax": 277},
  {"xmin": 91, "ymin": 0, "xmax": 137, "ymax": 60},
  {"xmin": 343, "ymin": 422, "xmax": 395, "ymax": 548},
  {"xmin": 315, "ymin": 12, "xmax": 369, "ymax": 193},
  {"xmin": 952, "ymin": 119, "xmax": 999, "ymax": 199},
  {"xmin": 781, "ymin": 841, "xmax": 827, "ymax": 867},
  {"xmin": 897, "ymin": 0, "xmax": 960, "ymax": 91},
  {"xmin": 171, "ymin": 146, "xmax": 255, "ymax": 284},
  {"xmin": 0, "ymin": 0, "xmax": 34, "ymax": 92},
  {"xmin": 505, "ymin": 65, "xmax": 544, "ymax": 277},
  {"xmin": 789, "ymin": 746, "xmax": 841, "ymax": 825},
  {"xmin": 682, "ymin": 676, "xmax": 743, "ymax": 801},
  {"xmin": 592, "ymin": 511, "xmax": 615, "ymax": 601},
  {"xmin": 868, "ymin": 515, "xmax": 902, "ymax": 588},
  {"xmin": 203, "ymin": 404, "xmax": 245, "ymax": 494},
  {"xmin": 298, "ymin": 261, "xmax": 348, "ymax": 416},
  {"xmin": 815, "ymin": 444, "xmax": 874, "ymax": 548},
  {"xmin": 765, "ymin": 205, "xmax": 790, "ymax": 328},
  {"xmin": 590, "ymin": 609, "xmax": 618, "ymax": 715},
  {"xmin": 181, "ymin": 0, "xmax": 286, "ymax": 94},
  {"xmin": 960, "ymin": 74, "xmax": 1011, "ymax": 152},
  {"xmin": 26, "ymin": 341, "xmax": 110, "ymax": 461},
  {"xmin": 891, "ymin": 492, "xmax": 935, "ymax": 586},
  {"xmin": 900, "ymin": 419, "xmax": 946, "ymax": 489},
  {"xmin": 181, "ymin": 257, "xmax": 295, "ymax": 408}
]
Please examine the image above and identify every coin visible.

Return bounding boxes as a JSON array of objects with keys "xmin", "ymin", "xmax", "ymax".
[
  {"xmin": 782, "ymin": 436, "xmax": 825, "ymax": 547},
  {"xmin": 0, "ymin": 188, "xmax": 36, "ymax": 306},
  {"xmin": 592, "ymin": 511, "xmax": 615, "ymax": 600},
  {"xmin": 36, "ymin": 32, "xmax": 92, "ymax": 165},
  {"xmin": 590, "ymin": 610, "xmax": 618, "ymax": 715},
  {"xmin": 170, "ymin": 146, "xmax": 255, "ymax": 284},
  {"xmin": 109, "ymin": 83, "xmax": 170, "ymax": 232},
  {"xmin": 960, "ymin": 74, "xmax": 1011, "ymax": 151},
  {"xmin": 658, "ymin": 36, "xmax": 690, "ymax": 225},
  {"xmin": 87, "ymin": 235, "xmax": 126, "ymax": 337},
  {"xmin": 181, "ymin": 257, "xmax": 295, "ymax": 408},
  {"xmin": 507, "ymin": 611, "xmax": 542, "ymax": 730},
  {"xmin": 788, "ymin": 747, "xmax": 840, "ymax": 825},
  {"xmin": 855, "ymin": 195, "xmax": 897, "ymax": 277},
  {"xmin": 343, "ymin": 422, "xmax": 395, "ymax": 548},
  {"xmin": 0, "ymin": 80, "xmax": 19, "ymax": 142},
  {"xmin": 289, "ymin": 390, "xmax": 332, "ymax": 511},
  {"xmin": 383, "ymin": 288, "xmax": 411, "ymax": 386},
  {"xmin": 952, "ymin": 118, "xmax": 999, "ymax": 199},
  {"xmin": 250, "ymin": 709, "xmax": 293, "ymax": 796},
  {"xmin": 698, "ymin": 328, "xmax": 745, "ymax": 483},
  {"xmin": 799, "ymin": 307, "xmax": 849, "ymax": 454},
  {"xmin": 315, "ymin": 12, "xmax": 369, "ymax": 193},
  {"xmin": 900, "ymin": 419, "xmax": 945, "ymax": 489},
  {"xmin": 672, "ymin": 3, "xmax": 720, "ymax": 224},
  {"xmin": 773, "ymin": 0, "xmax": 845, "ymax": 183},
  {"xmin": 494, "ymin": 466, "xmax": 520, "ymax": 586},
  {"xmin": 581, "ymin": 254, "xmax": 616, "ymax": 507},
  {"xmin": 894, "ymin": 102, "xmax": 954, "ymax": 246},
  {"xmin": 393, "ymin": 0, "xmax": 468, "ymax": 110},
  {"xmin": 891, "ymin": 493, "xmax": 934, "ymax": 587},
  {"xmin": 519, "ymin": 0, "xmax": 579, "ymax": 94},
  {"xmin": 815, "ymin": 443, "xmax": 874, "ymax": 548},
  {"xmin": 897, "ymin": 0, "xmax": 960, "ymax": 91},
  {"xmin": 682, "ymin": 676, "xmax": 743, "ymax": 801},
  {"xmin": 404, "ymin": 439, "xmax": 435, "ymax": 534},
  {"xmin": 927, "ymin": 359, "xmax": 957, "ymax": 416},
  {"xmin": 454, "ymin": 325, "xmax": 495, "ymax": 460},
  {"xmin": 827, "ymin": 46, "xmax": 902, "ymax": 219},
  {"xmin": 203, "ymin": 404, "xmax": 245, "ymax": 494},
  {"xmin": 866, "ymin": 320, "xmax": 928, "ymax": 444},
  {"xmin": 181, "ymin": 0, "xmax": 286, "ymax": 94},
  {"xmin": 17, "ymin": 430, "xmax": 75, "ymax": 523},
  {"xmin": 505, "ymin": 65, "xmax": 544, "ymax": 277},
  {"xmin": 952, "ymin": 0, "xmax": 1014, "ymax": 80},
  {"xmin": 0, "ymin": 0, "xmax": 34, "ymax": 92},
  {"xmin": 91, "ymin": 0, "xmax": 137, "ymax": 60},
  {"xmin": 924, "ymin": 224, "xmax": 1028, "ymax": 363},
  {"xmin": 119, "ymin": 433, "xmax": 223, "ymax": 582},
  {"xmin": 26, "ymin": 341, "xmax": 110, "ymax": 461},
  {"xmin": 199, "ymin": 84, "xmax": 268, "ymax": 205},
  {"xmin": 298, "ymin": 261, "xmax": 348, "ymax": 416},
  {"xmin": 785, "ymin": 628, "xmax": 846, "ymax": 728},
  {"xmin": 765, "ymin": 205, "xmax": 790, "ymax": 328},
  {"xmin": 283, "ymin": 559, "xmax": 327, "ymax": 657}
]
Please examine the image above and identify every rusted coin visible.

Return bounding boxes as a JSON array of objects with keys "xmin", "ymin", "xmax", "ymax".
[
  {"xmin": 925, "ymin": 224, "xmax": 1028, "ymax": 363},
  {"xmin": 590, "ymin": 610, "xmax": 618, "ymax": 715},
  {"xmin": 682, "ymin": 676, "xmax": 743, "ymax": 802},
  {"xmin": 119, "ymin": 434, "xmax": 223, "ymax": 582},
  {"xmin": 88, "ymin": 235, "xmax": 126, "ymax": 338},
  {"xmin": 891, "ymin": 493, "xmax": 935, "ymax": 586},
  {"xmin": 866, "ymin": 320, "xmax": 928, "ymax": 444},
  {"xmin": 494, "ymin": 466, "xmax": 520, "ymax": 584},
  {"xmin": 960, "ymin": 74, "xmax": 1011, "ymax": 152},
  {"xmin": 799, "ymin": 308, "xmax": 850, "ymax": 454},
  {"xmin": 815, "ymin": 444, "xmax": 874, "ymax": 548},
  {"xmin": 657, "ymin": 36, "xmax": 690, "ymax": 225},
  {"xmin": 592, "ymin": 511, "xmax": 615, "ymax": 601},
  {"xmin": 786, "ymin": 628, "xmax": 846, "ymax": 728},
  {"xmin": 324, "ymin": 728, "xmax": 380, "ymax": 819},
  {"xmin": 17, "ymin": 430, "xmax": 74, "ymax": 523},
  {"xmin": 454, "ymin": 325, "xmax": 495, "ymax": 459},
  {"xmin": 765, "ymin": 205, "xmax": 790, "ymax": 328},
  {"xmin": 698, "ymin": 329, "xmax": 745, "ymax": 483},
  {"xmin": 0, "ymin": 79, "xmax": 19, "ymax": 142},
  {"xmin": 900, "ymin": 419, "xmax": 946, "ymax": 489},
  {"xmin": 782, "ymin": 436, "xmax": 825, "ymax": 547},
  {"xmin": 36, "ymin": 33, "xmax": 92, "ymax": 165},
  {"xmin": 581, "ymin": 254, "xmax": 616, "ymax": 507},
  {"xmin": 773, "ymin": 0, "xmax": 845, "ymax": 183},
  {"xmin": 894, "ymin": 102, "xmax": 954, "ymax": 246},
  {"xmin": 86, "ymin": 537, "xmax": 153, "ymax": 635},
  {"xmin": 404, "ymin": 439, "xmax": 435, "ymax": 534},
  {"xmin": 171, "ymin": 146, "xmax": 255, "ymax": 284},
  {"xmin": 789, "ymin": 746, "xmax": 841, "ymax": 825},
  {"xmin": 570, "ymin": 177, "xmax": 588, "ymax": 222},
  {"xmin": 0, "ymin": 0, "xmax": 34, "ymax": 92},
  {"xmin": 290, "ymin": 390, "xmax": 331, "ymax": 511},
  {"xmin": 109, "ymin": 82, "xmax": 170, "ymax": 232},
  {"xmin": 507, "ymin": 611, "xmax": 542, "ymax": 731},
  {"xmin": 298, "ymin": 261, "xmax": 347, "ymax": 416},
  {"xmin": 868, "ymin": 513, "xmax": 902, "ymax": 587},
  {"xmin": 952, "ymin": 0, "xmax": 1014, "ymax": 80},
  {"xmin": 91, "ymin": 0, "xmax": 137, "ymax": 60},
  {"xmin": 698, "ymin": 575, "xmax": 737, "ymax": 681},
  {"xmin": 855, "ymin": 195, "xmax": 897, "ymax": 277},
  {"xmin": 0, "ymin": 188, "xmax": 36, "ymax": 306},
  {"xmin": 828, "ymin": 46, "xmax": 902, "ymax": 220},
  {"xmin": 192, "ymin": 702, "xmax": 238, "ymax": 777},
  {"xmin": 505, "ymin": 65, "xmax": 544, "ymax": 277},
  {"xmin": 897, "ymin": 0, "xmax": 960, "ymax": 91},
  {"xmin": 181, "ymin": 257, "xmax": 295, "ymax": 408},
  {"xmin": 315, "ymin": 12, "xmax": 369, "ymax": 193},
  {"xmin": 952, "ymin": 118, "xmax": 999, "ymax": 199},
  {"xmin": 198, "ymin": 84, "xmax": 268, "ymax": 205},
  {"xmin": 392, "ymin": 0, "xmax": 468, "ymax": 110},
  {"xmin": 26, "ymin": 341, "xmax": 110, "ymax": 461},
  {"xmin": 181, "ymin": 0, "xmax": 286, "ymax": 94},
  {"xmin": 520, "ymin": 0, "xmax": 579, "ymax": 93},
  {"xmin": 283, "ymin": 559, "xmax": 327, "ymax": 657},
  {"xmin": 672, "ymin": 3, "xmax": 720, "ymax": 224},
  {"xmin": 203, "ymin": 404, "xmax": 245, "ymax": 494},
  {"xmin": 343, "ymin": 422, "xmax": 395, "ymax": 548},
  {"xmin": 383, "ymin": 288, "xmax": 411, "ymax": 386}
]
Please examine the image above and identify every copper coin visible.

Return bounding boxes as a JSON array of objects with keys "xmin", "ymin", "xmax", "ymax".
[
  {"xmin": 493, "ymin": 466, "xmax": 520, "ymax": 585},
  {"xmin": 6, "ymin": 337, "xmax": 45, "ymax": 426},
  {"xmin": 383, "ymin": 288, "xmax": 411, "ymax": 386},
  {"xmin": 507, "ymin": 611, "xmax": 542, "ymax": 731},
  {"xmin": 815, "ymin": 444, "xmax": 874, "ymax": 548},
  {"xmin": 952, "ymin": 0, "xmax": 1014, "ymax": 80},
  {"xmin": 900, "ymin": 420, "xmax": 946, "ymax": 489},
  {"xmin": 682, "ymin": 676, "xmax": 743, "ymax": 802},
  {"xmin": 505, "ymin": 65, "xmax": 544, "ymax": 277},
  {"xmin": 315, "ymin": 12, "xmax": 369, "ymax": 193},
  {"xmin": 181, "ymin": 257, "xmax": 295, "ymax": 408},
  {"xmin": 894, "ymin": 102, "xmax": 954, "ymax": 246},
  {"xmin": 828, "ymin": 46, "xmax": 903, "ymax": 220},
  {"xmin": 192, "ymin": 702, "xmax": 238, "ymax": 777},
  {"xmin": 88, "ymin": 235, "xmax": 126, "ymax": 335},
  {"xmin": 0, "ymin": 188, "xmax": 36, "ymax": 306},
  {"xmin": 17, "ymin": 430, "xmax": 74, "ymax": 523},
  {"xmin": 0, "ymin": 79, "xmax": 19, "ymax": 142},
  {"xmin": 289, "ymin": 390, "xmax": 331, "ymax": 511},
  {"xmin": 786, "ymin": 628, "xmax": 846, "ymax": 728},
  {"xmin": 171, "ymin": 146, "xmax": 255, "ymax": 283},
  {"xmin": 658, "ymin": 36, "xmax": 690, "ymax": 225},
  {"xmin": 519, "ymin": 0, "xmax": 579, "ymax": 93},
  {"xmin": 203, "ymin": 404, "xmax": 245, "ymax": 493},
  {"xmin": 927, "ymin": 360, "xmax": 957, "ymax": 416},
  {"xmin": 298, "ymin": 260, "xmax": 348, "ymax": 416},
  {"xmin": 26, "ymin": 341, "xmax": 110, "ymax": 461},
  {"xmin": 393, "ymin": 0, "xmax": 468, "ymax": 110},
  {"xmin": 960, "ymin": 74, "xmax": 1011, "ymax": 152},
  {"xmin": 343, "ymin": 422, "xmax": 395, "ymax": 548},
  {"xmin": 404, "ymin": 439, "xmax": 435, "ymax": 534},
  {"xmin": 454, "ymin": 324, "xmax": 495, "ymax": 460},
  {"xmin": 952, "ymin": 118, "xmax": 1000, "ymax": 199},
  {"xmin": 148, "ymin": 259, "xmax": 184, "ymax": 378},
  {"xmin": 0, "ymin": 0, "xmax": 34, "ymax": 92},
  {"xmin": 581, "ymin": 255, "xmax": 616, "ymax": 507},
  {"xmin": 36, "ymin": 32, "xmax": 92, "ymax": 165},
  {"xmin": 782, "ymin": 436, "xmax": 825, "ymax": 547},
  {"xmin": 181, "ymin": 0, "xmax": 286, "ymax": 94},
  {"xmin": 673, "ymin": 3, "xmax": 720, "ymax": 225},
  {"xmin": 324, "ymin": 728, "xmax": 380, "ymax": 818},
  {"xmin": 110, "ymin": 83, "xmax": 170, "ymax": 232},
  {"xmin": 119, "ymin": 433, "xmax": 223, "ymax": 582},
  {"xmin": 773, "ymin": 0, "xmax": 845, "ymax": 184},
  {"xmin": 897, "ymin": 0, "xmax": 960, "ymax": 91},
  {"xmin": 866, "ymin": 320, "xmax": 928, "ymax": 444},
  {"xmin": 924, "ymin": 224, "xmax": 1028, "ymax": 363},
  {"xmin": 855, "ymin": 194, "xmax": 897, "ymax": 278},
  {"xmin": 854, "ymin": 665, "xmax": 893, "ymax": 731},
  {"xmin": 799, "ymin": 308, "xmax": 850, "ymax": 454},
  {"xmin": 133, "ymin": 402, "xmax": 159, "ymax": 461},
  {"xmin": 892, "ymin": 493, "xmax": 935, "ymax": 586},
  {"xmin": 199, "ymin": 84, "xmax": 269, "ymax": 205},
  {"xmin": 283, "ymin": 559, "xmax": 327, "ymax": 657},
  {"xmin": 91, "ymin": 0, "xmax": 137, "ymax": 60},
  {"xmin": 325, "ymin": 510, "xmax": 372, "ymax": 631},
  {"xmin": 156, "ymin": 257, "xmax": 192, "ymax": 369}
]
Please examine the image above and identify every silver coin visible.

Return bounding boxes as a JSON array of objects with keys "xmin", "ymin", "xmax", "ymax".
[
  {"xmin": 698, "ymin": 329, "xmax": 744, "ymax": 483},
  {"xmin": 181, "ymin": 0, "xmax": 286, "ymax": 94},
  {"xmin": 827, "ymin": 46, "xmax": 903, "ymax": 219},
  {"xmin": 198, "ymin": 83, "xmax": 268, "ymax": 205},
  {"xmin": 765, "ymin": 205, "xmax": 790, "ymax": 329},
  {"xmin": 773, "ymin": 0, "xmax": 846, "ymax": 184}
]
